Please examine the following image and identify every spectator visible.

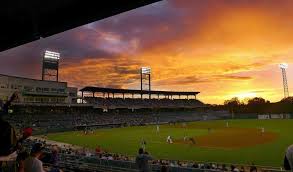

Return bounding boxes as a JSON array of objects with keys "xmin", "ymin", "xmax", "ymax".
[
  {"xmin": 250, "ymin": 164, "xmax": 257, "ymax": 172},
  {"xmin": 0, "ymin": 92, "xmax": 19, "ymax": 172},
  {"xmin": 204, "ymin": 163, "xmax": 211, "ymax": 169},
  {"xmin": 285, "ymin": 144, "xmax": 293, "ymax": 172},
  {"xmin": 192, "ymin": 162, "xmax": 199, "ymax": 168},
  {"xmin": 231, "ymin": 165, "xmax": 239, "ymax": 172},
  {"xmin": 0, "ymin": 92, "xmax": 19, "ymax": 156},
  {"xmin": 161, "ymin": 165, "xmax": 168, "ymax": 172},
  {"xmin": 24, "ymin": 143, "xmax": 46, "ymax": 172},
  {"xmin": 95, "ymin": 145, "xmax": 102, "ymax": 154},
  {"xmin": 222, "ymin": 164, "xmax": 228, "ymax": 171},
  {"xmin": 49, "ymin": 145, "xmax": 60, "ymax": 171},
  {"xmin": 135, "ymin": 148, "xmax": 153, "ymax": 172},
  {"xmin": 17, "ymin": 151, "xmax": 29, "ymax": 172},
  {"xmin": 51, "ymin": 146, "xmax": 59, "ymax": 159}
]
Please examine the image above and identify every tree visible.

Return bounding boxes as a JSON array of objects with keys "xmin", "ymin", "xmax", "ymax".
[
  {"xmin": 224, "ymin": 97, "xmax": 241, "ymax": 114},
  {"xmin": 281, "ymin": 96, "xmax": 293, "ymax": 103},
  {"xmin": 247, "ymin": 97, "xmax": 268, "ymax": 114},
  {"xmin": 247, "ymin": 97, "xmax": 267, "ymax": 106},
  {"xmin": 224, "ymin": 97, "xmax": 240, "ymax": 107}
]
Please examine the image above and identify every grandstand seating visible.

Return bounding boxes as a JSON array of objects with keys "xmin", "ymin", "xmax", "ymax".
[
  {"xmin": 4, "ymin": 109, "xmax": 230, "ymax": 134},
  {"xmin": 84, "ymin": 97, "xmax": 205, "ymax": 108}
]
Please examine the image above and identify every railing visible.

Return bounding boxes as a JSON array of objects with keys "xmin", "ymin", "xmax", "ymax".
[
  {"xmin": 22, "ymin": 90, "xmax": 68, "ymax": 97},
  {"xmin": 0, "ymin": 152, "xmax": 285, "ymax": 172},
  {"xmin": 56, "ymin": 153, "xmax": 284, "ymax": 172},
  {"xmin": 12, "ymin": 102, "xmax": 93, "ymax": 107}
]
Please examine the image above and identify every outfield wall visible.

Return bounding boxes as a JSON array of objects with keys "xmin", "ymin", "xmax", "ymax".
[{"xmin": 232, "ymin": 113, "xmax": 293, "ymax": 120}]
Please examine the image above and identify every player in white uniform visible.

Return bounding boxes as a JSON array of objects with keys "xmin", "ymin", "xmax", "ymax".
[
  {"xmin": 166, "ymin": 136, "xmax": 173, "ymax": 144},
  {"xmin": 261, "ymin": 127, "xmax": 265, "ymax": 134},
  {"xmin": 183, "ymin": 136, "xmax": 187, "ymax": 142},
  {"xmin": 141, "ymin": 139, "xmax": 146, "ymax": 151},
  {"xmin": 156, "ymin": 125, "xmax": 160, "ymax": 133},
  {"xmin": 226, "ymin": 121, "xmax": 229, "ymax": 128}
]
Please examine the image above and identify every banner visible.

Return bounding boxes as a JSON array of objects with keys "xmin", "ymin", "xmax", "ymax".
[
  {"xmin": 258, "ymin": 115, "xmax": 270, "ymax": 119},
  {"xmin": 270, "ymin": 114, "xmax": 284, "ymax": 119}
]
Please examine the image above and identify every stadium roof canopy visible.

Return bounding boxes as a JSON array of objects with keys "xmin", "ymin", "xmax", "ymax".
[
  {"xmin": 0, "ymin": 0, "xmax": 161, "ymax": 52},
  {"xmin": 80, "ymin": 87, "xmax": 200, "ymax": 96}
]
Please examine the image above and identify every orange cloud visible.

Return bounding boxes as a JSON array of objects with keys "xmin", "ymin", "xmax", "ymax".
[
  {"xmin": 59, "ymin": 1, "xmax": 293, "ymax": 104},
  {"xmin": 3, "ymin": 0, "xmax": 293, "ymax": 104}
]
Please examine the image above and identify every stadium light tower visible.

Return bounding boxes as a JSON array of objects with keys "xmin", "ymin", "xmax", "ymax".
[
  {"xmin": 140, "ymin": 67, "xmax": 151, "ymax": 99},
  {"xmin": 42, "ymin": 50, "xmax": 60, "ymax": 82},
  {"xmin": 279, "ymin": 63, "xmax": 289, "ymax": 98}
]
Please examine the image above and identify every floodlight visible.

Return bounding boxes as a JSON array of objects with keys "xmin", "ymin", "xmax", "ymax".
[
  {"xmin": 44, "ymin": 50, "xmax": 60, "ymax": 60},
  {"xmin": 141, "ymin": 67, "xmax": 151, "ymax": 74},
  {"xmin": 279, "ymin": 63, "xmax": 289, "ymax": 98},
  {"xmin": 42, "ymin": 50, "xmax": 60, "ymax": 81},
  {"xmin": 279, "ymin": 63, "xmax": 288, "ymax": 69}
]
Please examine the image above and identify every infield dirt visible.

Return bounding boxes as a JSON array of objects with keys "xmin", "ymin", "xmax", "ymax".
[{"xmin": 175, "ymin": 127, "xmax": 279, "ymax": 149}]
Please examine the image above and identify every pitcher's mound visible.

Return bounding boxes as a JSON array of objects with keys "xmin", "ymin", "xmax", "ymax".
[{"xmin": 175, "ymin": 128, "xmax": 278, "ymax": 149}]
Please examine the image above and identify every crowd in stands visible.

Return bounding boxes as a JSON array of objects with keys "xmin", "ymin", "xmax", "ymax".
[
  {"xmin": 85, "ymin": 97, "xmax": 205, "ymax": 108},
  {"xmin": 4, "ymin": 110, "xmax": 230, "ymax": 133},
  {"xmin": 6, "ymin": 139, "xmax": 281, "ymax": 172},
  {"xmin": 18, "ymin": 139, "xmax": 274, "ymax": 172}
]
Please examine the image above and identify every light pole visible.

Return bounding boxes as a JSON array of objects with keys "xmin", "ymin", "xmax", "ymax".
[{"xmin": 279, "ymin": 63, "xmax": 289, "ymax": 98}]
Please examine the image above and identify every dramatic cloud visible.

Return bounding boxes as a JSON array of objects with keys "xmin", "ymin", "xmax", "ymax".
[{"xmin": 1, "ymin": 0, "xmax": 293, "ymax": 103}]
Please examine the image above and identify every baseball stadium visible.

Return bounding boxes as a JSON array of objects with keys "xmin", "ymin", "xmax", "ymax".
[{"xmin": 1, "ymin": 1, "xmax": 293, "ymax": 172}]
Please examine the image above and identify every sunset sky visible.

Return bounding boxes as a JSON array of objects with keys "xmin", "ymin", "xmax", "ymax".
[{"xmin": 1, "ymin": 0, "xmax": 293, "ymax": 104}]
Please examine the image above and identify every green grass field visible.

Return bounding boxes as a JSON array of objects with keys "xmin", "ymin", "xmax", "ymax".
[{"xmin": 47, "ymin": 119, "xmax": 293, "ymax": 167}]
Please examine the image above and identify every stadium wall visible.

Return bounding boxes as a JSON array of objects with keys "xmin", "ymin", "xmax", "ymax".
[{"xmin": 0, "ymin": 74, "xmax": 77, "ymax": 103}]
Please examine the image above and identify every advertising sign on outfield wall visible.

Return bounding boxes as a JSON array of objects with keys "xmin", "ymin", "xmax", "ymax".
[
  {"xmin": 270, "ymin": 114, "xmax": 284, "ymax": 119},
  {"xmin": 258, "ymin": 115, "xmax": 270, "ymax": 119}
]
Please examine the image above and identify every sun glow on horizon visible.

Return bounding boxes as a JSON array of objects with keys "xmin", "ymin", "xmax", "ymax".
[
  {"xmin": 3, "ymin": 1, "xmax": 293, "ymax": 104},
  {"xmin": 231, "ymin": 92, "xmax": 258, "ymax": 100}
]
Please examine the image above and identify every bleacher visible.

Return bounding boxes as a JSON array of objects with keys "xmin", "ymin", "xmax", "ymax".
[
  {"xmin": 4, "ymin": 108, "xmax": 230, "ymax": 134},
  {"xmin": 80, "ymin": 86, "xmax": 204, "ymax": 109},
  {"xmin": 85, "ymin": 97, "xmax": 205, "ymax": 109}
]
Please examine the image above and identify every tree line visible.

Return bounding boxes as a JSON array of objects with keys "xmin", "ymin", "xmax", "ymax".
[{"xmin": 211, "ymin": 97, "xmax": 293, "ymax": 114}]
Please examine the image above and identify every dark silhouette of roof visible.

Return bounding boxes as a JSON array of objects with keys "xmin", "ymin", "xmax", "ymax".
[
  {"xmin": 80, "ymin": 86, "xmax": 200, "ymax": 96},
  {"xmin": 0, "ymin": 0, "xmax": 161, "ymax": 52}
]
